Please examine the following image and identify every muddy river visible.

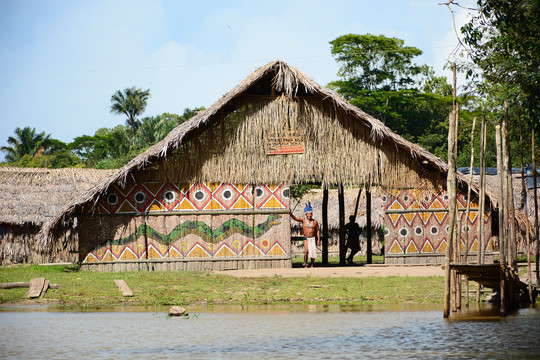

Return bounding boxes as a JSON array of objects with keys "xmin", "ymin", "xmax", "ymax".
[{"xmin": 1, "ymin": 304, "xmax": 539, "ymax": 359}]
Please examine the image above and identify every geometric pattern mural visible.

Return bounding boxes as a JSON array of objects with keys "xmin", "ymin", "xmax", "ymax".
[
  {"xmin": 383, "ymin": 189, "xmax": 493, "ymax": 256},
  {"xmin": 81, "ymin": 183, "xmax": 290, "ymax": 264},
  {"xmin": 93, "ymin": 182, "xmax": 289, "ymax": 214}
]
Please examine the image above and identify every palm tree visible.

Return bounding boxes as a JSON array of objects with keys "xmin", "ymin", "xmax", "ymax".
[
  {"xmin": 1, "ymin": 127, "xmax": 52, "ymax": 162},
  {"xmin": 110, "ymin": 87, "xmax": 151, "ymax": 133}
]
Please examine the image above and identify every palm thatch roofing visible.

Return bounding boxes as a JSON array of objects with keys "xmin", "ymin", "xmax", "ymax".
[
  {"xmin": 0, "ymin": 167, "xmax": 116, "ymax": 226},
  {"xmin": 39, "ymin": 60, "xmax": 494, "ymax": 245}
]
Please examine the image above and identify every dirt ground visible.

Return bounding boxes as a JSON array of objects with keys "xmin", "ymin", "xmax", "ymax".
[{"xmin": 214, "ymin": 264, "xmax": 445, "ymax": 278}]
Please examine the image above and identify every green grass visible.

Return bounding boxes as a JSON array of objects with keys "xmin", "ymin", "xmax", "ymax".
[{"xmin": 0, "ymin": 264, "xmax": 444, "ymax": 307}]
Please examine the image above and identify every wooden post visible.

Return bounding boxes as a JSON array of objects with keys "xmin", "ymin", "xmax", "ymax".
[
  {"xmin": 444, "ymin": 109, "xmax": 458, "ymax": 318},
  {"xmin": 322, "ymin": 185, "xmax": 329, "ymax": 265},
  {"xmin": 338, "ymin": 183, "xmax": 346, "ymax": 265},
  {"xmin": 366, "ymin": 188, "xmax": 372, "ymax": 264},
  {"xmin": 464, "ymin": 117, "xmax": 477, "ymax": 266},
  {"xmin": 496, "ymin": 125, "xmax": 506, "ymax": 315},
  {"xmin": 503, "ymin": 100, "xmax": 517, "ymax": 271},
  {"xmin": 518, "ymin": 111, "xmax": 533, "ymax": 302},
  {"xmin": 532, "ymin": 123, "xmax": 539, "ymax": 288},
  {"xmin": 479, "ymin": 115, "xmax": 487, "ymax": 265},
  {"xmin": 353, "ymin": 187, "xmax": 363, "ymax": 220}
]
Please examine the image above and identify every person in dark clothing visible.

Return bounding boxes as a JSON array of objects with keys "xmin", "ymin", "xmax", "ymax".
[{"xmin": 345, "ymin": 215, "xmax": 361, "ymax": 264}]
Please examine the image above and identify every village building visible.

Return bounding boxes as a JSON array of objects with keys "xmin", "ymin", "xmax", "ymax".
[
  {"xmin": 33, "ymin": 61, "xmax": 507, "ymax": 271},
  {"xmin": 0, "ymin": 167, "xmax": 115, "ymax": 264}
]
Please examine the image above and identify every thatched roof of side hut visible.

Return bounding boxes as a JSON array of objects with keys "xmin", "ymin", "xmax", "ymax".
[
  {"xmin": 291, "ymin": 188, "xmax": 385, "ymax": 231},
  {"xmin": 39, "ymin": 60, "xmax": 494, "ymax": 246},
  {"xmin": 0, "ymin": 167, "xmax": 116, "ymax": 226}
]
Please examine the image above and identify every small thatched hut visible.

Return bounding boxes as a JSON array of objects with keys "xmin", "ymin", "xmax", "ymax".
[
  {"xmin": 0, "ymin": 167, "xmax": 115, "ymax": 264},
  {"xmin": 38, "ymin": 60, "xmax": 497, "ymax": 270}
]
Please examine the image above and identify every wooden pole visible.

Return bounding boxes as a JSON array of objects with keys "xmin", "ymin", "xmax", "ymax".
[
  {"xmin": 366, "ymin": 188, "xmax": 372, "ymax": 264},
  {"xmin": 479, "ymin": 115, "xmax": 487, "ymax": 265},
  {"xmin": 532, "ymin": 123, "xmax": 539, "ymax": 288},
  {"xmin": 353, "ymin": 187, "xmax": 363, "ymax": 220},
  {"xmin": 518, "ymin": 111, "xmax": 533, "ymax": 302},
  {"xmin": 496, "ymin": 124, "xmax": 506, "ymax": 315},
  {"xmin": 503, "ymin": 101, "xmax": 517, "ymax": 270},
  {"xmin": 338, "ymin": 183, "xmax": 346, "ymax": 265},
  {"xmin": 464, "ymin": 117, "xmax": 477, "ymax": 265},
  {"xmin": 444, "ymin": 109, "xmax": 457, "ymax": 318},
  {"xmin": 322, "ymin": 185, "xmax": 329, "ymax": 265},
  {"xmin": 444, "ymin": 63, "xmax": 459, "ymax": 318}
]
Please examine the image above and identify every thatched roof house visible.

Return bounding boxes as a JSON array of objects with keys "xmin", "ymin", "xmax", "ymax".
[
  {"xmin": 0, "ymin": 167, "xmax": 115, "ymax": 264},
  {"xmin": 36, "ymin": 60, "xmax": 498, "ymax": 269}
]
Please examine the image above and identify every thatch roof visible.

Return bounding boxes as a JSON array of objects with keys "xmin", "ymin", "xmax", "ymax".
[
  {"xmin": 39, "ymin": 60, "xmax": 492, "ymax": 244},
  {"xmin": 0, "ymin": 167, "xmax": 116, "ymax": 226}
]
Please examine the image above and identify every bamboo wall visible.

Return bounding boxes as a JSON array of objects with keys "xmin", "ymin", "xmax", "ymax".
[
  {"xmin": 383, "ymin": 189, "xmax": 495, "ymax": 264},
  {"xmin": 77, "ymin": 182, "xmax": 291, "ymax": 271},
  {"xmin": 1, "ymin": 223, "xmax": 78, "ymax": 264}
]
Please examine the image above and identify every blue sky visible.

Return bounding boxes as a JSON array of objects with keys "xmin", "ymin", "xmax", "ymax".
[{"xmin": 0, "ymin": 0, "xmax": 475, "ymax": 159}]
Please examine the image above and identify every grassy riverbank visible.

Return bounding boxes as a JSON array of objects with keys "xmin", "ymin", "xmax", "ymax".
[{"xmin": 0, "ymin": 263, "xmax": 445, "ymax": 307}]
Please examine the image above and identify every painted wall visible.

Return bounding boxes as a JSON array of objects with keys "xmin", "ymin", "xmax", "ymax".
[
  {"xmin": 79, "ymin": 182, "xmax": 290, "ymax": 264},
  {"xmin": 383, "ymin": 189, "xmax": 494, "ymax": 263}
]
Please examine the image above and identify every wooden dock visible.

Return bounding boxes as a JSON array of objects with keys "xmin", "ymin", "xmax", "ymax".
[{"xmin": 450, "ymin": 263, "xmax": 537, "ymax": 314}]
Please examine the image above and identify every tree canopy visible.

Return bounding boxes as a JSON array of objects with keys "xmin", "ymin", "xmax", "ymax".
[
  {"xmin": 110, "ymin": 87, "xmax": 151, "ymax": 133},
  {"xmin": 328, "ymin": 33, "xmax": 455, "ymax": 161}
]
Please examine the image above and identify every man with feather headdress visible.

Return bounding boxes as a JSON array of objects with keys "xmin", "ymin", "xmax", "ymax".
[{"xmin": 290, "ymin": 202, "xmax": 320, "ymax": 268}]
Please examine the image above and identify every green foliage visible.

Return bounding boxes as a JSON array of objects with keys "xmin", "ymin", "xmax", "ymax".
[
  {"xmin": 289, "ymin": 183, "xmax": 318, "ymax": 200},
  {"xmin": 329, "ymin": 34, "xmax": 429, "ymax": 91},
  {"xmin": 329, "ymin": 34, "xmax": 455, "ymax": 160},
  {"xmin": 458, "ymin": 0, "xmax": 540, "ymax": 165},
  {"xmin": 110, "ymin": 86, "xmax": 151, "ymax": 133},
  {"xmin": 0, "ymin": 126, "xmax": 53, "ymax": 162}
]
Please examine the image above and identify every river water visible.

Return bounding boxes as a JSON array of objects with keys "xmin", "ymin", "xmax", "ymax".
[{"xmin": 1, "ymin": 304, "xmax": 539, "ymax": 359}]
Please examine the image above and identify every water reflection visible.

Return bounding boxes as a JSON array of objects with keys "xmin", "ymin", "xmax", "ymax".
[{"xmin": 1, "ymin": 304, "xmax": 538, "ymax": 360}]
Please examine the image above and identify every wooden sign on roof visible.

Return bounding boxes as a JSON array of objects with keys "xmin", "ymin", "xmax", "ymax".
[{"xmin": 266, "ymin": 130, "xmax": 305, "ymax": 155}]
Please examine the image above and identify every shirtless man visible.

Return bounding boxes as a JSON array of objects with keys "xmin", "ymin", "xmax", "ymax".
[{"xmin": 290, "ymin": 202, "xmax": 320, "ymax": 268}]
